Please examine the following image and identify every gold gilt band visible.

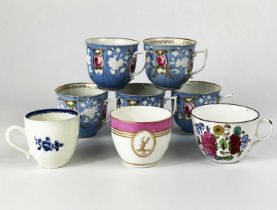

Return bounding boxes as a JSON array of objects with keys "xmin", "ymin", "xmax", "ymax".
[{"xmin": 111, "ymin": 128, "xmax": 171, "ymax": 138}]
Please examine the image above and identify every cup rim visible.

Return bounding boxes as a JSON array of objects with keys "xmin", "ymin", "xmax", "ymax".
[
  {"xmin": 85, "ymin": 37, "xmax": 139, "ymax": 46},
  {"xmin": 116, "ymin": 83, "xmax": 165, "ymax": 97},
  {"xmin": 143, "ymin": 37, "xmax": 197, "ymax": 46},
  {"xmin": 191, "ymin": 103, "xmax": 260, "ymax": 124},
  {"xmin": 174, "ymin": 81, "xmax": 222, "ymax": 94},
  {"xmin": 110, "ymin": 106, "xmax": 172, "ymax": 124},
  {"xmin": 25, "ymin": 108, "xmax": 79, "ymax": 121},
  {"xmin": 55, "ymin": 82, "xmax": 108, "ymax": 98}
]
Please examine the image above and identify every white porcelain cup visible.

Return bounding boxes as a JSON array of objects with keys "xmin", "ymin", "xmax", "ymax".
[
  {"xmin": 191, "ymin": 104, "xmax": 273, "ymax": 163},
  {"xmin": 5, "ymin": 109, "xmax": 80, "ymax": 169},
  {"xmin": 110, "ymin": 106, "xmax": 173, "ymax": 167}
]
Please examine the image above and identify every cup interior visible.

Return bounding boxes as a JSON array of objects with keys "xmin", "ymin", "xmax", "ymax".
[
  {"xmin": 55, "ymin": 83, "xmax": 106, "ymax": 97},
  {"xmin": 111, "ymin": 106, "xmax": 172, "ymax": 123},
  {"xmin": 191, "ymin": 104, "xmax": 259, "ymax": 123},
  {"xmin": 176, "ymin": 81, "xmax": 221, "ymax": 94},
  {"xmin": 117, "ymin": 83, "xmax": 165, "ymax": 96},
  {"xmin": 86, "ymin": 37, "xmax": 139, "ymax": 46},
  {"xmin": 143, "ymin": 37, "xmax": 196, "ymax": 46},
  {"xmin": 26, "ymin": 109, "xmax": 78, "ymax": 121}
]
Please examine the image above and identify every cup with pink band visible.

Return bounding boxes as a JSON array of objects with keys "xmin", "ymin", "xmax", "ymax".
[{"xmin": 110, "ymin": 106, "xmax": 173, "ymax": 167}]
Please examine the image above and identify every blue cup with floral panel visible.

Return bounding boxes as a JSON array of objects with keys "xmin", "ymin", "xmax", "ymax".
[
  {"xmin": 86, "ymin": 37, "xmax": 145, "ymax": 90},
  {"xmin": 143, "ymin": 37, "xmax": 208, "ymax": 90},
  {"xmin": 115, "ymin": 83, "xmax": 177, "ymax": 110},
  {"xmin": 172, "ymin": 81, "xmax": 233, "ymax": 133},
  {"xmin": 55, "ymin": 83, "xmax": 111, "ymax": 138}
]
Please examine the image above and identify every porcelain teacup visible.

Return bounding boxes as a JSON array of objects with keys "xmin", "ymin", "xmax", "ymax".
[
  {"xmin": 172, "ymin": 81, "xmax": 232, "ymax": 133},
  {"xmin": 191, "ymin": 104, "xmax": 273, "ymax": 163},
  {"xmin": 5, "ymin": 109, "xmax": 80, "ymax": 169},
  {"xmin": 86, "ymin": 37, "xmax": 145, "ymax": 90},
  {"xmin": 55, "ymin": 83, "xmax": 115, "ymax": 138},
  {"xmin": 110, "ymin": 106, "xmax": 173, "ymax": 167},
  {"xmin": 143, "ymin": 37, "xmax": 208, "ymax": 90},
  {"xmin": 116, "ymin": 83, "xmax": 176, "ymax": 110}
]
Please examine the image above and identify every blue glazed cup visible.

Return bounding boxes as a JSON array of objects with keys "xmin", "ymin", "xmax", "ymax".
[
  {"xmin": 115, "ymin": 83, "xmax": 177, "ymax": 111},
  {"xmin": 55, "ymin": 83, "xmax": 112, "ymax": 138},
  {"xmin": 172, "ymin": 81, "xmax": 232, "ymax": 133},
  {"xmin": 86, "ymin": 37, "xmax": 145, "ymax": 90},
  {"xmin": 143, "ymin": 37, "xmax": 208, "ymax": 90}
]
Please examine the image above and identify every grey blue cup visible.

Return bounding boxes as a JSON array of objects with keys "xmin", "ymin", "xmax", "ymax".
[
  {"xmin": 144, "ymin": 37, "xmax": 208, "ymax": 90},
  {"xmin": 55, "ymin": 83, "xmax": 109, "ymax": 138},
  {"xmin": 172, "ymin": 81, "xmax": 232, "ymax": 133},
  {"xmin": 86, "ymin": 38, "xmax": 144, "ymax": 90},
  {"xmin": 115, "ymin": 83, "xmax": 177, "ymax": 110}
]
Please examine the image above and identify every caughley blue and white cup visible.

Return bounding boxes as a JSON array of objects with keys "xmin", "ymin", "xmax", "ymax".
[
  {"xmin": 5, "ymin": 109, "xmax": 80, "ymax": 169},
  {"xmin": 55, "ymin": 83, "xmax": 114, "ymax": 138},
  {"xmin": 116, "ymin": 83, "xmax": 176, "ymax": 110},
  {"xmin": 143, "ymin": 37, "xmax": 208, "ymax": 90},
  {"xmin": 172, "ymin": 81, "xmax": 232, "ymax": 133},
  {"xmin": 86, "ymin": 37, "xmax": 145, "ymax": 90}
]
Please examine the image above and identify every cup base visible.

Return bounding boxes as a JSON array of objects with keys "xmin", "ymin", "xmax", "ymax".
[
  {"xmin": 205, "ymin": 157, "xmax": 241, "ymax": 164},
  {"xmin": 122, "ymin": 160, "xmax": 159, "ymax": 168},
  {"xmin": 154, "ymin": 85, "xmax": 182, "ymax": 91},
  {"xmin": 97, "ymin": 85, "xmax": 126, "ymax": 91}
]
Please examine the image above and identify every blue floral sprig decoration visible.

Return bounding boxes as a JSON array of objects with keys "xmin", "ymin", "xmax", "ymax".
[{"xmin": 34, "ymin": 136, "xmax": 64, "ymax": 152}]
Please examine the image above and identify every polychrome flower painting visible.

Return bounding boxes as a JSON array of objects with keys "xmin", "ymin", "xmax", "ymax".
[{"xmin": 194, "ymin": 123, "xmax": 251, "ymax": 161}]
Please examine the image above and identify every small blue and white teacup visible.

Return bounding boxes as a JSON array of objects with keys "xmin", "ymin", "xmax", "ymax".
[
  {"xmin": 172, "ymin": 81, "xmax": 232, "ymax": 133},
  {"xmin": 116, "ymin": 83, "xmax": 177, "ymax": 111},
  {"xmin": 143, "ymin": 37, "xmax": 208, "ymax": 90},
  {"xmin": 55, "ymin": 83, "xmax": 113, "ymax": 138},
  {"xmin": 86, "ymin": 37, "xmax": 145, "ymax": 90}
]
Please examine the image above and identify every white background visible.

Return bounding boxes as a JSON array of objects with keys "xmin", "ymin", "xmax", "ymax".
[{"xmin": 0, "ymin": 0, "xmax": 276, "ymax": 209}]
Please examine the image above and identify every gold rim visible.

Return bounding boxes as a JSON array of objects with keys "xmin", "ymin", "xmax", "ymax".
[
  {"xmin": 85, "ymin": 37, "xmax": 139, "ymax": 46},
  {"xmin": 174, "ymin": 80, "xmax": 222, "ymax": 94},
  {"xmin": 111, "ymin": 128, "xmax": 171, "ymax": 138},
  {"xmin": 55, "ymin": 82, "xmax": 107, "ymax": 98},
  {"xmin": 143, "ymin": 37, "xmax": 197, "ymax": 46},
  {"xmin": 122, "ymin": 160, "xmax": 159, "ymax": 167}
]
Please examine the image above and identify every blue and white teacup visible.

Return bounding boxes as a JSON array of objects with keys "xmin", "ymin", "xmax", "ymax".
[
  {"xmin": 86, "ymin": 37, "xmax": 145, "ymax": 90},
  {"xmin": 172, "ymin": 81, "xmax": 232, "ymax": 133},
  {"xmin": 143, "ymin": 37, "xmax": 208, "ymax": 90},
  {"xmin": 115, "ymin": 83, "xmax": 177, "ymax": 111},
  {"xmin": 55, "ymin": 83, "xmax": 113, "ymax": 138}
]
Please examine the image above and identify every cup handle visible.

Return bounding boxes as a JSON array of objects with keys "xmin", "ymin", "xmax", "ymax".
[
  {"xmin": 219, "ymin": 93, "xmax": 233, "ymax": 103},
  {"xmin": 5, "ymin": 125, "xmax": 30, "ymax": 159},
  {"xmin": 255, "ymin": 118, "xmax": 273, "ymax": 143},
  {"xmin": 164, "ymin": 96, "xmax": 177, "ymax": 114},
  {"xmin": 131, "ymin": 51, "xmax": 146, "ymax": 79},
  {"xmin": 103, "ymin": 98, "xmax": 118, "ymax": 125},
  {"xmin": 190, "ymin": 48, "xmax": 208, "ymax": 77}
]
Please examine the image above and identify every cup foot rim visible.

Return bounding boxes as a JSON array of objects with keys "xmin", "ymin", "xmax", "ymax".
[
  {"xmin": 205, "ymin": 157, "xmax": 241, "ymax": 164},
  {"xmin": 154, "ymin": 85, "xmax": 182, "ymax": 90},
  {"xmin": 122, "ymin": 160, "xmax": 159, "ymax": 168},
  {"xmin": 97, "ymin": 85, "xmax": 126, "ymax": 91}
]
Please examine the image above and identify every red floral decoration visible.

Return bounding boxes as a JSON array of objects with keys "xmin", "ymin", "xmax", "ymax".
[
  {"xmin": 201, "ymin": 131, "xmax": 217, "ymax": 157},
  {"xmin": 93, "ymin": 55, "xmax": 103, "ymax": 68},
  {"xmin": 229, "ymin": 134, "xmax": 241, "ymax": 154}
]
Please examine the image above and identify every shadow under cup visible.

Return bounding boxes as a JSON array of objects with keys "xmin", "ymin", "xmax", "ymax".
[
  {"xmin": 110, "ymin": 106, "xmax": 173, "ymax": 167},
  {"xmin": 55, "ymin": 83, "xmax": 108, "ymax": 138}
]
